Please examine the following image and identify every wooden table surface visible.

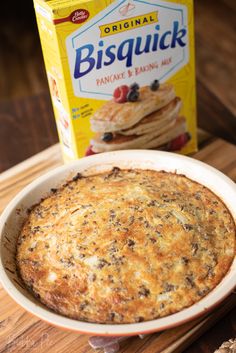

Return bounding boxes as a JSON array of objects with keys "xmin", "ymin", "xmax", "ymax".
[{"xmin": 0, "ymin": 0, "xmax": 235, "ymax": 352}]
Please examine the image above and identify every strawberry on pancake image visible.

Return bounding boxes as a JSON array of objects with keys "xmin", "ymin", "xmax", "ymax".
[{"xmin": 86, "ymin": 81, "xmax": 191, "ymax": 156}]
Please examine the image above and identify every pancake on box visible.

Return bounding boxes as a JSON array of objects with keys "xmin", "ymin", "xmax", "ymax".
[{"xmin": 90, "ymin": 82, "xmax": 189, "ymax": 153}]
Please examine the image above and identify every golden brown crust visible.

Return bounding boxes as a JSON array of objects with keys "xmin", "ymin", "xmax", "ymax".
[{"xmin": 16, "ymin": 169, "xmax": 236, "ymax": 324}]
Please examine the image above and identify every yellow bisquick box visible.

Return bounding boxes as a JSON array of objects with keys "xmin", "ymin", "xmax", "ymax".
[{"xmin": 34, "ymin": 0, "xmax": 197, "ymax": 160}]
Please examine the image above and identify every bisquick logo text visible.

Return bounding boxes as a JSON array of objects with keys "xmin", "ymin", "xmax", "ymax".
[{"xmin": 73, "ymin": 21, "xmax": 187, "ymax": 79}]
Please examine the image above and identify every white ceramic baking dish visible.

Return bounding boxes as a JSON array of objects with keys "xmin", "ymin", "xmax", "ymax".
[{"xmin": 0, "ymin": 150, "xmax": 235, "ymax": 336}]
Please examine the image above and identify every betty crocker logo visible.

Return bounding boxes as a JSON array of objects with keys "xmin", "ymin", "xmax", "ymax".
[
  {"xmin": 70, "ymin": 10, "xmax": 90, "ymax": 24},
  {"xmin": 53, "ymin": 9, "xmax": 89, "ymax": 25}
]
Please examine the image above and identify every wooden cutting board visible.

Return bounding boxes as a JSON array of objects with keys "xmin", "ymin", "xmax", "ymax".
[{"xmin": 0, "ymin": 135, "xmax": 236, "ymax": 353}]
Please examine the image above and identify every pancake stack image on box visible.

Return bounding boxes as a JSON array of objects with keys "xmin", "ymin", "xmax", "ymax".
[{"xmin": 87, "ymin": 82, "xmax": 191, "ymax": 155}]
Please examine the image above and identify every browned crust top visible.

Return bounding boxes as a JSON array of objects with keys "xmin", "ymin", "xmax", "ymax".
[{"xmin": 17, "ymin": 168, "xmax": 236, "ymax": 324}]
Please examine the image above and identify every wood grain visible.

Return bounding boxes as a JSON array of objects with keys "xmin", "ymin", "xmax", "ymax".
[
  {"xmin": 222, "ymin": 0, "xmax": 236, "ymax": 12},
  {"xmin": 0, "ymin": 93, "xmax": 58, "ymax": 173},
  {"xmin": 0, "ymin": 3, "xmax": 48, "ymax": 100},
  {"xmin": 195, "ymin": 0, "xmax": 236, "ymax": 116},
  {"xmin": 197, "ymin": 81, "xmax": 236, "ymax": 145},
  {"xmin": 194, "ymin": 139, "xmax": 236, "ymax": 182},
  {"xmin": 163, "ymin": 297, "xmax": 236, "ymax": 353},
  {"xmin": 0, "ymin": 139, "xmax": 236, "ymax": 353}
]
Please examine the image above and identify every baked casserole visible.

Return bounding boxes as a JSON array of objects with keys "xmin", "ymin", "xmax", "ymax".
[{"xmin": 16, "ymin": 168, "xmax": 236, "ymax": 324}]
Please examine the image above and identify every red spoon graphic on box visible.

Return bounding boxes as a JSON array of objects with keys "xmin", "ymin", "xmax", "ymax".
[{"xmin": 119, "ymin": 2, "xmax": 135, "ymax": 16}]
